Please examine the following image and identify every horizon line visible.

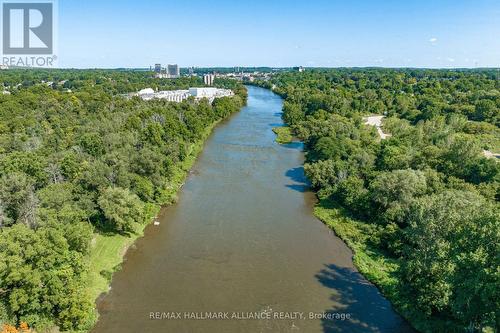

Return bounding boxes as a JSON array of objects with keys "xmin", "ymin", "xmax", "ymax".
[{"xmin": 3, "ymin": 66, "xmax": 500, "ymax": 70}]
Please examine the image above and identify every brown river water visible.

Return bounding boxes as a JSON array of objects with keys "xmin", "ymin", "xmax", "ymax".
[{"xmin": 92, "ymin": 86, "xmax": 415, "ymax": 333}]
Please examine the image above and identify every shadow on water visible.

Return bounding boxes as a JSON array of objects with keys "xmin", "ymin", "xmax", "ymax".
[
  {"xmin": 286, "ymin": 167, "xmax": 307, "ymax": 183},
  {"xmin": 285, "ymin": 167, "xmax": 310, "ymax": 193},
  {"xmin": 286, "ymin": 184, "xmax": 309, "ymax": 192},
  {"xmin": 316, "ymin": 264, "xmax": 414, "ymax": 333},
  {"xmin": 281, "ymin": 141, "xmax": 304, "ymax": 151}
]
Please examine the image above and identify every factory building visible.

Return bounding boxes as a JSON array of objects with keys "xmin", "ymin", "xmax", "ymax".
[
  {"xmin": 155, "ymin": 90, "xmax": 190, "ymax": 102},
  {"xmin": 189, "ymin": 87, "xmax": 234, "ymax": 102},
  {"xmin": 137, "ymin": 88, "xmax": 155, "ymax": 100},
  {"xmin": 136, "ymin": 87, "xmax": 233, "ymax": 103}
]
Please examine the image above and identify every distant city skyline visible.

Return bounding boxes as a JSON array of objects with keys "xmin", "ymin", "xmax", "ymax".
[{"xmin": 58, "ymin": 0, "xmax": 500, "ymax": 68}]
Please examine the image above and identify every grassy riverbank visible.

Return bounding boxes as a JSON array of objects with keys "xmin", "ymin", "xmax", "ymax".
[
  {"xmin": 315, "ymin": 199, "xmax": 498, "ymax": 333},
  {"xmin": 0, "ymin": 70, "xmax": 248, "ymax": 332},
  {"xmin": 314, "ymin": 200, "xmax": 440, "ymax": 332},
  {"xmin": 86, "ymin": 119, "xmax": 223, "ymax": 322},
  {"xmin": 274, "ymin": 132, "xmax": 471, "ymax": 333}
]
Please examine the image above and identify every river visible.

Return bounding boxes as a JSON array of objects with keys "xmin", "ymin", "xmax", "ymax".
[{"xmin": 92, "ymin": 86, "xmax": 414, "ymax": 333}]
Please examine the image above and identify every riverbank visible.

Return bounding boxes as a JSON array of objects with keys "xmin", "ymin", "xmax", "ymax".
[
  {"xmin": 93, "ymin": 85, "xmax": 413, "ymax": 333},
  {"xmin": 252, "ymin": 80, "xmax": 420, "ymax": 331},
  {"xmin": 261, "ymin": 75, "xmax": 497, "ymax": 332},
  {"xmin": 86, "ymin": 111, "xmax": 242, "ymax": 328},
  {"xmin": 313, "ymin": 200, "xmax": 447, "ymax": 333},
  {"xmin": 268, "ymin": 121, "xmax": 428, "ymax": 332}
]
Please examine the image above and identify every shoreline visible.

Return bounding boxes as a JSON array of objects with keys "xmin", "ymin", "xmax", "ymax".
[
  {"xmin": 87, "ymin": 113, "xmax": 240, "ymax": 330},
  {"xmin": 272, "ymin": 128, "xmax": 421, "ymax": 331},
  {"xmin": 266, "ymin": 85, "xmax": 421, "ymax": 331},
  {"xmin": 91, "ymin": 85, "xmax": 417, "ymax": 333},
  {"xmin": 265, "ymin": 81, "xmax": 456, "ymax": 333}
]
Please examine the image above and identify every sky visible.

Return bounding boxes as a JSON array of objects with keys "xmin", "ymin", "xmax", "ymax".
[{"xmin": 57, "ymin": 0, "xmax": 500, "ymax": 68}]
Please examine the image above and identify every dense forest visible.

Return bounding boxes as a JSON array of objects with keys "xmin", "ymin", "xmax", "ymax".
[
  {"xmin": 0, "ymin": 69, "xmax": 246, "ymax": 331},
  {"xmin": 257, "ymin": 69, "xmax": 499, "ymax": 332}
]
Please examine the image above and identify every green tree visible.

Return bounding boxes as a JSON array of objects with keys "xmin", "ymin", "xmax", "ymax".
[
  {"xmin": 370, "ymin": 169, "xmax": 427, "ymax": 225},
  {"xmin": 402, "ymin": 191, "xmax": 499, "ymax": 329},
  {"xmin": 0, "ymin": 223, "xmax": 92, "ymax": 331},
  {"xmin": 97, "ymin": 187, "xmax": 144, "ymax": 233},
  {"xmin": 0, "ymin": 173, "xmax": 37, "ymax": 228},
  {"xmin": 473, "ymin": 99, "xmax": 497, "ymax": 123}
]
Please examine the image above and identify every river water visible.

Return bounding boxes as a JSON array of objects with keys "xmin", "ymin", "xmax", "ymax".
[{"xmin": 92, "ymin": 86, "xmax": 414, "ymax": 333}]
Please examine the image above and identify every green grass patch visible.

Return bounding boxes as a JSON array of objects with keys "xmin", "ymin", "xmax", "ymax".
[
  {"xmin": 272, "ymin": 126, "xmax": 293, "ymax": 144},
  {"xmin": 87, "ymin": 232, "xmax": 137, "ymax": 301}
]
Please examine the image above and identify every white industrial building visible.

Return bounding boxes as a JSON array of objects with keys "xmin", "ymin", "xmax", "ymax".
[
  {"xmin": 136, "ymin": 87, "xmax": 233, "ymax": 103},
  {"xmin": 139, "ymin": 88, "xmax": 155, "ymax": 95},
  {"xmin": 155, "ymin": 90, "xmax": 190, "ymax": 102},
  {"xmin": 137, "ymin": 88, "xmax": 155, "ymax": 100},
  {"xmin": 189, "ymin": 87, "xmax": 233, "ymax": 99}
]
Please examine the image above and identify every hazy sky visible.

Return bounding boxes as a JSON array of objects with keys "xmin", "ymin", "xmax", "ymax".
[{"xmin": 58, "ymin": 0, "xmax": 500, "ymax": 68}]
